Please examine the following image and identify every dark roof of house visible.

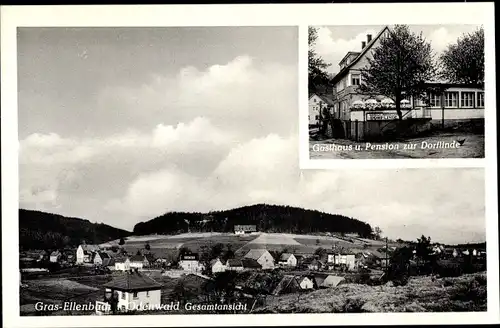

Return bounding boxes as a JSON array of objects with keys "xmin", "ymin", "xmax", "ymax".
[
  {"xmin": 272, "ymin": 275, "xmax": 301, "ymax": 296},
  {"xmin": 129, "ymin": 255, "xmax": 146, "ymax": 262},
  {"xmin": 279, "ymin": 253, "xmax": 294, "ymax": 261},
  {"xmin": 331, "ymin": 26, "xmax": 389, "ymax": 85},
  {"xmin": 98, "ymin": 252, "xmax": 110, "ymax": 259},
  {"xmin": 103, "ymin": 271, "xmax": 162, "ymax": 291},
  {"xmin": 210, "ymin": 258, "xmax": 223, "ymax": 266},
  {"xmin": 50, "ymin": 251, "xmax": 61, "ymax": 256},
  {"xmin": 226, "ymin": 259, "xmax": 243, "ymax": 267},
  {"xmin": 309, "ymin": 93, "xmax": 335, "ymax": 106},
  {"xmin": 339, "ymin": 51, "xmax": 361, "ymax": 66},
  {"xmin": 80, "ymin": 244, "xmax": 100, "ymax": 252},
  {"xmin": 242, "ymin": 258, "xmax": 262, "ymax": 269},
  {"xmin": 302, "ymin": 257, "xmax": 320, "ymax": 265},
  {"xmin": 245, "ymin": 249, "xmax": 270, "ymax": 260}
]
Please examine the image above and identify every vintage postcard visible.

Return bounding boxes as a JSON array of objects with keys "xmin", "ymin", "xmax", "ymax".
[{"xmin": 2, "ymin": 3, "xmax": 499, "ymax": 328}]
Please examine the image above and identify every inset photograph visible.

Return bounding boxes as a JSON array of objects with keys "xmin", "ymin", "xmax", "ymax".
[{"xmin": 308, "ymin": 24, "xmax": 485, "ymax": 160}]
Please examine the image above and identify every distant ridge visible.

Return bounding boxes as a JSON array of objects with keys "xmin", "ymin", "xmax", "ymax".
[
  {"xmin": 133, "ymin": 203, "xmax": 374, "ymax": 237},
  {"xmin": 19, "ymin": 209, "xmax": 130, "ymax": 250}
]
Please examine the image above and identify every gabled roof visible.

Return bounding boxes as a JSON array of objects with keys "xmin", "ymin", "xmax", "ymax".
[
  {"xmin": 302, "ymin": 257, "xmax": 320, "ymax": 265},
  {"xmin": 50, "ymin": 251, "xmax": 61, "ymax": 257},
  {"xmin": 242, "ymin": 258, "xmax": 262, "ymax": 269},
  {"xmin": 103, "ymin": 271, "xmax": 162, "ymax": 291},
  {"xmin": 97, "ymin": 251, "xmax": 110, "ymax": 259},
  {"xmin": 279, "ymin": 253, "xmax": 295, "ymax": 261},
  {"xmin": 244, "ymin": 249, "xmax": 271, "ymax": 260},
  {"xmin": 272, "ymin": 275, "xmax": 301, "ymax": 296},
  {"xmin": 309, "ymin": 93, "xmax": 335, "ymax": 106},
  {"xmin": 322, "ymin": 275, "xmax": 345, "ymax": 288},
  {"xmin": 331, "ymin": 26, "xmax": 390, "ymax": 85},
  {"xmin": 210, "ymin": 258, "xmax": 223, "ymax": 266},
  {"xmin": 113, "ymin": 255, "xmax": 129, "ymax": 263},
  {"xmin": 129, "ymin": 255, "xmax": 146, "ymax": 262},
  {"xmin": 80, "ymin": 244, "xmax": 100, "ymax": 252},
  {"xmin": 339, "ymin": 51, "xmax": 361, "ymax": 67},
  {"xmin": 226, "ymin": 259, "xmax": 243, "ymax": 267}
]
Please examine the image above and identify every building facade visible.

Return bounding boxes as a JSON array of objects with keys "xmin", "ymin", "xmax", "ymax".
[
  {"xmin": 329, "ymin": 26, "xmax": 485, "ymax": 141},
  {"xmin": 278, "ymin": 253, "xmax": 297, "ymax": 267},
  {"xmin": 179, "ymin": 253, "xmax": 204, "ymax": 273},
  {"xmin": 244, "ymin": 249, "xmax": 275, "ymax": 270},
  {"xmin": 102, "ymin": 271, "xmax": 162, "ymax": 312}
]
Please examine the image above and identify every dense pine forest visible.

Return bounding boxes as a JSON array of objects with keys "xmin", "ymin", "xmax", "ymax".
[
  {"xmin": 19, "ymin": 209, "xmax": 130, "ymax": 250},
  {"xmin": 133, "ymin": 204, "xmax": 374, "ymax": 237}
]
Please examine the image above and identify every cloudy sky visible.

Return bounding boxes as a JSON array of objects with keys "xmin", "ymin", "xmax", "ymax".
[
  {"xmin": 18, "ymin": 27, "xmax": 485, "ymax": 244},
  {"xmin": 313, "ymin": 24, "xmax": 483, "ymax": 74}
]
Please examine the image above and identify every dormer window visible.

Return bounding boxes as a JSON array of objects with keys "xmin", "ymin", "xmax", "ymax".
[{"xmin": 351, "ymin": 74, "xmax": 360, "ymax": 86}]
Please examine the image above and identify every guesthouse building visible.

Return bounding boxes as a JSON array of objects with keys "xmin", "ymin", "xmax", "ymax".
[{"xmin": 329, "ymin": 26, "xmax": 485, "ymax": 141}]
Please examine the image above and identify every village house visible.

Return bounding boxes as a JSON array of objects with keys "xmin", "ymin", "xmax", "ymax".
[
  {"xmin": 301, "ymin": 257, "xmax": 323, "ymax": 271},
  {"xmin": 114, "ymin": 257, "xmax": 131, "ymax": 271},
  {"xmin": 296, "ymin": 276, "xmax": 315, "ymax": 290},
  {"xmin": 210, "ymin": 258, "xmax": 226, "ymax": 274},
  {"xmin": 23, "ymin": 250, "xmax": 47, "ymax": 262},
  {"xmin": 102, "ymin": 270, "xmax": 162, "ymax": 313},
  {"xmin": 76, "ymin": 244, "xmax": 100, "ymax": 264},
  {"xmin": 244, "ymin": 249, "xmax": 275, "ymax": 270},
  {"xmin": 234, "ymin": 225, "xmax": 257, "ymax": 235},
  {"xmin": 328, "ymin": 26, "xmax": 485, "ymax": 141},
  {"xmin": 326, "ymin": 252, "xmax": 356, "ymax": 271},
  {"xmin": 278, "ymin": 253, "xmax": 297, "ymax": 267},
  {"xmin": 49, "ymin": 250, "xmax": 62, "ymax": 263},
  {"xmin": 309, "ymin": 94, "xmax": 335, "ymax": 127},
  {"xmin": 272, "ymin": 275, "xmax": 302, "ymax": 296},
  {"xmin": 129, "ymin": 255, "xmax": 149, "ymax": 269},
  {"xmin": 313, "ymin": 273, "xmax": 345, "ymax": 289},
  {"xmin": 179, "ymin": 253, "xmax": 204, "ymax": 273},
  {"xmin": 94, "ymin": 251, "xmax": 112, "ymax": 266},
  {"xmin": 226, "ymin": 259, "xmax": 244, "ymax": 271}
]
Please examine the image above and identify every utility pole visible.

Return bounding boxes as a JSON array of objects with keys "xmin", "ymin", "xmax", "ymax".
[{"xmin": 385, "ymin": 237, "xmax": 389, "ymax": 274}]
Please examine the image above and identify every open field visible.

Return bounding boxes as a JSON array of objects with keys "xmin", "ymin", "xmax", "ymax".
[
  {"xmin": 106, "ymin": 232, "xmax": 394, "ymax": 259},
  {"xmin": 255, "ymin": 272, "xmax": 487, "ymax": 313}
]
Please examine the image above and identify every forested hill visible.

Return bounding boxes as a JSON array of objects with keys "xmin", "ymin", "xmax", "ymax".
[
  {"xmin": 19, "ymin": 209, "xmax": 130, "ymax": 250},
  {"xmin": 133, "ymin": 204, "xmax": 374, "ymax": 237}
]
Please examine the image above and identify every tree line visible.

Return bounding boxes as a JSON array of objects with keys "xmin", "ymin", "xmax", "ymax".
[{"xmin": 133, "ymin": 204, "xmax": 374, "ymax": 238}]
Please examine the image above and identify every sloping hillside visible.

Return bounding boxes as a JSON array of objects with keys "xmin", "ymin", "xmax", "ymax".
[
  {"xmin": 255, "ymin": 272, "xmax": 487, "ymax": 313},
  {"xmin": 133, "ymin": 204, "xmax": 373, "ymax": 237},
  {"xmin": 19, "ymin": 209, "xmax": 130, "ymax": 250}
]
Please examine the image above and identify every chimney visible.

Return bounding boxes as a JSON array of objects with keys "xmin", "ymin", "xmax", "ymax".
[
  {"xmin": 367, "ymin": 34, "xmax": 372, "ymax": 43},
  {"xmin": 361, "ymin": 41, "xmax": 366, "ymax": 49}
]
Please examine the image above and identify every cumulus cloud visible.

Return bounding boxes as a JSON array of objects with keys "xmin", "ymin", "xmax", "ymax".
[
  {"xmin": 428, "ymin": 26, "xmax": 464, "ymax": 55},
  {"xmin": 96, "ymin": 56, "xmax": 297, "ymax": 139},
  {"xmin": 314, "ymin": 26, "xmax": 379, "ymax": 73}
]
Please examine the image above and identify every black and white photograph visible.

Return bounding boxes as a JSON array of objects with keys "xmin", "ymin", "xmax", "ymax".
[
  {"xmin": 308, "ymin": 24, "xmax": 486, "ymax": 160},
  {"xmin": 15, "ymin": 25, "xmax": 489, "ymax": 317},
  {"xmin": 1, "ymin": 3, "xmax": 498, "ymax": 328}
]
